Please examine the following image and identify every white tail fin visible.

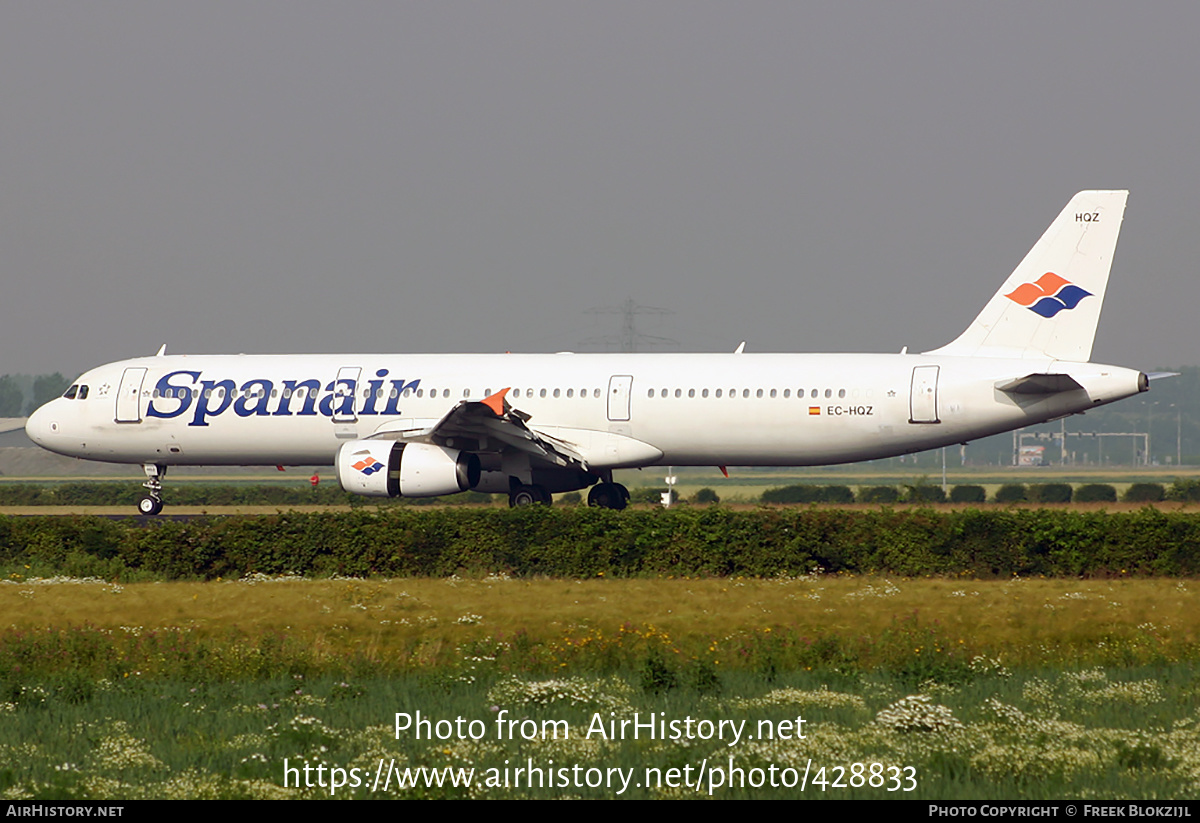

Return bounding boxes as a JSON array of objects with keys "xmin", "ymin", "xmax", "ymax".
[{"xmin": 926, "ymin": 190, "xmax": 1128, "ymax": 362}]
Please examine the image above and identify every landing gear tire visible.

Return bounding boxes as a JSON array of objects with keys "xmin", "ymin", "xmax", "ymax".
[
  {"xmin": 509, "ymin": 484, "xmax": 551, "ymax": 507},
  {"xmin": 588, "ymin": 482, "xmax": 629, "ymax": 511},
  {"xmin": 139, "ymin": 463, "xmax": 166, "ymax": 516}
]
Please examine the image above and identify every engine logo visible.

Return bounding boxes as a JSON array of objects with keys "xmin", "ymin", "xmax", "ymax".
[{"xmin": 352, "ymin": 456, "xmax": 384, "ymax": 475}]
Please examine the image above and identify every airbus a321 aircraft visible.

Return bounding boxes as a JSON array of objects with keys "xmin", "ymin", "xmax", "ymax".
[{"xmin": 27, "ymin": 191, "xmax": 1150, "ymax": 514}]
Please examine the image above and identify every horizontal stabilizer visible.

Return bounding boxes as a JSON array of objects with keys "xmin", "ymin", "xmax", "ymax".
[{"xmin": 995, "ymin": 373, "xmax": 1086, "ymax": 394}]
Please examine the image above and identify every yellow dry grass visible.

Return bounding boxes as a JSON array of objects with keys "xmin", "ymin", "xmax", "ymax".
[{"xmin": 2, "ymin": 576, "xmax": 1196, "ymax": 661}]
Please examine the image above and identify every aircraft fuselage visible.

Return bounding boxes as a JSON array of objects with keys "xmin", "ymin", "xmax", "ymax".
[{"xmin": 26, "ymin": 351, "xmax": 1146, "ymax": 468}]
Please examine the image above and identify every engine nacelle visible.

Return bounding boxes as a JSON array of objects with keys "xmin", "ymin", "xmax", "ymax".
[{"xmin": 336, "ymin": 440, "xmax": 480, "ymax": 498}]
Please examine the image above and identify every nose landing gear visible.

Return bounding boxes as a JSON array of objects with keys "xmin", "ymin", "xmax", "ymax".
[{"xmin": 139, "ymin": 464, "xmax": 166, "ymax": 516}]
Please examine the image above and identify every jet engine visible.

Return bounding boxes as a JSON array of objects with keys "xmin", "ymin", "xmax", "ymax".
[{"xmin": 335, "ymin": 440, "xmax": 480, "ymax": 498}]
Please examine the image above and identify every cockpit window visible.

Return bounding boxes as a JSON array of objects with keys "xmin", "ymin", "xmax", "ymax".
[
  {"xmin": 78, "ymin": 385, "xmax": 89, "ymax": 400},
  {"xmin": 64, "ymin": 385, "xmax": 79, "ymax": 400}
]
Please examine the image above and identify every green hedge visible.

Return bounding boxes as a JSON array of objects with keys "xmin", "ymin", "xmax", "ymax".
[
  {"xmin": 1167, "ymin": 479, "xmax": 1200, "ymax": 502},
  {"xmin": 857, "ymin": 486, "xmax": 900, "ymax": 504},
  {"xmin": 994, "ymin": 484, "xmax": 1027, "ymax": 503},
  {"xmin": 1029, "ymin": 483, "xmax": 1073, "ymax": 504},
  {"xmin": 5, "ymin": 508, "xmax": 1200, "ymax": 581},
  {"xmin": 904, "ymin": 484, "xmax": 946, "ymax": 503},
  {"xmin": 949, "ymin": 485, "xmax": 987, "ymax": 504},
  {"xmin": 1076, "ymin": 484, "xmax": 1118, "ymax": 503},
  {"xmin": 1122, "ymin": 483, "xmax": 1165, "ymax": 503},
  {"xmin": 761, "ymin": 484, "xmax": 855, "ymax": 504}
]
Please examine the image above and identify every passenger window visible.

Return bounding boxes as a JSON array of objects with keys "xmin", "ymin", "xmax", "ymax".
[
  {"xmin": 675, "ymin": 389, "xmax": 682, "ymax": 398},
  {"xmin": 688, "ymin": 389, "xmax": 695, "ymax": 398},
  {"xmin": 784, "ymin": 389, "xmax": 791, "ymax": 398},
  {"xmin": 825, "ymin": 389, "xmax": 832, "ymax": 398},
  {"xmin": 839, "ymin": 389, "xmax": 846, "ymax": 398},
  {"xmin": 702, "ymin": 389, "xmax": 709, "ymax": 398},
  {"xmin": 756, "ymin": 389, "xmax": 764, "ymax": 398},
  {"xmin": 553, "ymin": 389, "xmax": 560, "ymax": 398},
  {"xmin": 715, "ymin": 389, "xmax": 722, "ymax": 398}
]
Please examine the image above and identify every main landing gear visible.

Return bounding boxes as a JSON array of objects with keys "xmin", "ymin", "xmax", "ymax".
[
  {"xmin": 508, "ymin": 484, "xmax": 552, "ymax": 507},
  {"xmin": 506, "ymin": 480, "xmax": 630, "ymax": 509},
  {"xmin": 138, "ymin": 464, "xmax": 166, "ymax": 516},
  {"xmin": 588, "ymin": 482, "xmax": 629, "ymax": 511}
]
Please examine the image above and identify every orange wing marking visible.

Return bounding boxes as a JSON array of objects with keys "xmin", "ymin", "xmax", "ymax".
[{"xmin": 481, "ymin": 387, "xmax": 511, "ymax": 417}]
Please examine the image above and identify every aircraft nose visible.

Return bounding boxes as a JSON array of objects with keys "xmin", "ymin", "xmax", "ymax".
[{"xmin": 25, "ymin": 403, "xmax": 54, "ymax": 446}]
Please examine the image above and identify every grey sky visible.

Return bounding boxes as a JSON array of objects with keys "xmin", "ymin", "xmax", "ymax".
[{"xmin": 2, "ymin": 2, "xmax": 1197, "ymax": 378}]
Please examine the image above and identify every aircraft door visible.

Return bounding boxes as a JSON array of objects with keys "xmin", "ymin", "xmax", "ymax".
[
  {"xmin": 909, "ymin": 365, "xmax": 940, "ymax": 424},
  {"xmin": 115, "ymin": 367, "xmax": 147, "ymax": 423},
  {"xmin": 332, "ymin": 366, "xmax": 361, "ymax": 424},
  {"xmin": 607, "ymin": 375, "xmax": 633, "ymax": 422}
]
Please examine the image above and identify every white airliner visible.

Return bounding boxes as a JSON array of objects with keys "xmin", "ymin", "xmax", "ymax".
[{"xmin": 26, "ymin": 191, "xmax": 1149, "ymax": 514}]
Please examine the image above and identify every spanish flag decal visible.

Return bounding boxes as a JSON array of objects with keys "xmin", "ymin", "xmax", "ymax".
[{"xmin": 808, "ymin": 406, "xmax": 821, "ymax": 416}]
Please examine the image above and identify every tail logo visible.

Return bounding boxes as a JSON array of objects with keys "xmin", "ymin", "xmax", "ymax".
[
  {"xmin": 352, "ymin": 456, "xmax": 384, "ymax": 475},
  {"xmin": 1005, "ymin": 272, "xmax": 1092, "ymax": 318}
]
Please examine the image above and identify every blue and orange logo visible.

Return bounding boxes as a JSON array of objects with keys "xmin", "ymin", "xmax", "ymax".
[
  {"xmin": 1005, "ymin": 272, "xmax": 1092, "ymax": 318},
  {"xmin": 353, "ymin": 456, "xmax": 384, "ymax": 476}
]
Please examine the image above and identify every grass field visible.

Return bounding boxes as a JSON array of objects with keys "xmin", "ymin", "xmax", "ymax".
[
  {"xmin": 3, "ymin": 666, "xmax": 1199, "ymax": 799},
  {"xmin": 3, "ymin": 576, "xmax": 1197, "ymax": 671},
  {"xmin": 5, "ymin": 574, "xmax": 1199, "ymax": 798}
]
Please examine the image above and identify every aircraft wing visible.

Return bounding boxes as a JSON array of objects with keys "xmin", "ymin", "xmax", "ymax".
[{"xmin": 384, "ymin": 389, "xmax": 588, "ymax": 470}]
